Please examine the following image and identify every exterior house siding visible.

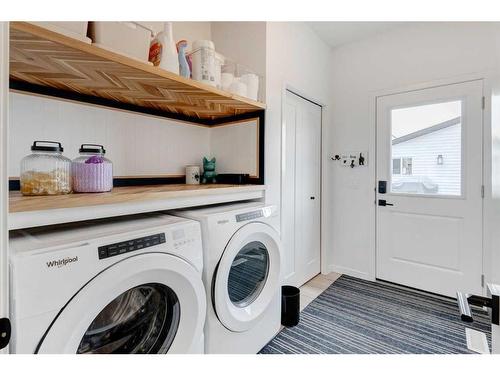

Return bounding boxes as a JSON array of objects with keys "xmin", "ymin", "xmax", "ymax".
[{"xmin": 392, "ymin": 123, "xmax": 461, "ymax": 195}]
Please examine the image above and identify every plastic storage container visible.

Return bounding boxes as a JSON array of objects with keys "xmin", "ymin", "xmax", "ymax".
[
  {"xmin": 221, "ymin": 58, "xmax": 262, "ymax": 101},
  {"xmin": 20, "ymin": 141, "xmax": 72, "ymax": 196},
  {"xmin": 72, "ymin": 144, "xmax": 113, "ymax": 193},
  {"xmin": 221, "ymin": 58, "xmax": 236, "ymax": 91},
  {"xmin": 281, "ymin": 285, "xmax": 300, "ymax": 327},
  {"xmin": 88, "ymin": 22, "xmax": 153, "ymax": 62},
  {"xmin": 32, "ymin": 22, "xmax": 90, "ymax": 43},
  {"xmin": 189, "ymin": 40, "xmax": 216, "ymax": 87},
  {"xmin": 214, "ymin": 52, "xmax": 225, "ymax": 89},
  {"xmin": 239, "ymin": 71, "xmax": 260, "ymax": 101}
]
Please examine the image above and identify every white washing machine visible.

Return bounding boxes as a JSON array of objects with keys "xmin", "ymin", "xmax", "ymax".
[
  {"xmin": 171, "ymin": 202, "xmax": 281, "ymax": 354},
  {"xmin": 9, "ymin": 213, "xmax": 206, "ymax": 354}
]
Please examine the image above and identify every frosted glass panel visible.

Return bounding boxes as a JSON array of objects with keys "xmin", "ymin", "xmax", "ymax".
[{"xmin": 391, "ymin": 101, "xmax": 462, "ymax": 196}]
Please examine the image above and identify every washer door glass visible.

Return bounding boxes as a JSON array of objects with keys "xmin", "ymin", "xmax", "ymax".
[
  {"xmin": 77, "ymin": 283, "xmax": 180, "ymax": 354},
  {"xmin": 227, "ymin": 241, "xmax": 269, "ymax": 307}
]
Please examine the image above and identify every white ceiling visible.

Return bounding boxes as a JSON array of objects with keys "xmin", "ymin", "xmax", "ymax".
[{"xmin": 307, "ymin": 22, "xmax": 414, "ymax": 48}]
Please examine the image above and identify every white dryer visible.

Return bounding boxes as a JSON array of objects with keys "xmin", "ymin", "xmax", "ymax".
[
  {"xmin": 171, "ymin": 202, "xmax": 281, "ymax": 354},
  {"xmin": 9, "ymin": 213, "xmax": 206, "ymax": 354}
]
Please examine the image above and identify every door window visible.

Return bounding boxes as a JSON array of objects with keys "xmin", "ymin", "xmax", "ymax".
[
  {"xmin": 77, "ymin": 283, "xmax": 180, "ymax": 354},
  {"xmin": 391, "ymin": 100, "xmax": 462, "ymax": 195},
  {"xmin": 227, "ymin": 241, "xmax": 269, "ymax": 307}
]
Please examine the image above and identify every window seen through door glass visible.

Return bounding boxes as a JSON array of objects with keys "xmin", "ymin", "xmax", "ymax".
[{"xmin": 390, "ymin": 100, "xmax": 462, "ymax": 195}]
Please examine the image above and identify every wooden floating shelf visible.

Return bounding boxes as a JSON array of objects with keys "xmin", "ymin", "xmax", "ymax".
[
  {"xmin": 9, "ymin": 22, "xmax": 266, "ymax": 124},
  {"xmin": 9, "ymin": 184, "xmax": 266, "ymax": 230}
]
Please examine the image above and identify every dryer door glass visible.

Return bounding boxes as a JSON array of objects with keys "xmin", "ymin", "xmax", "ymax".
[
  {"xmin": 227, "ymin": 241, "xmax": 270, "ymax": 307},
  {"xmin": 76, "ymin": 283, "xmax": 180, "ymax": 354}
]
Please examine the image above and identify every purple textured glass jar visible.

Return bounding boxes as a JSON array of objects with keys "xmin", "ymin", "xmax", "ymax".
[{"xmin": 72, "ymin": 144, "xmax": 113, "ymax": 193}]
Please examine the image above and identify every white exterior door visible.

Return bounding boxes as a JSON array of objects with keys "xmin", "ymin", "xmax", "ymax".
[
  {"xmin": 283, "ymin": 91, "xmax": 321, "ymax": 287},
  {"xmin": 0, "ymin": 22, "xmax": 9, "ymax": 354},
  {"xmin": 376, "ymin": 80, "xmax": 484, "ymax": 297}
]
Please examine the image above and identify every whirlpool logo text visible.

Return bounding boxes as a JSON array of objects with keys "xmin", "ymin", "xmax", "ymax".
[{"xmin": 46, "ymin": 256, "xmax": 78, "ymax": 268}]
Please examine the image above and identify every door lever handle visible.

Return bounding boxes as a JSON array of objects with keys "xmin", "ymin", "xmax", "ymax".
[{"xmin": 378, "ymin": 199, "xmax": 394, "ymax": 207}]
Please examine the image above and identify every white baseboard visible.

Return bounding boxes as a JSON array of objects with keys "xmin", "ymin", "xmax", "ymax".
[{"xmin": 326, "ymin": 264, "xmax": 374, "ymax": 281}]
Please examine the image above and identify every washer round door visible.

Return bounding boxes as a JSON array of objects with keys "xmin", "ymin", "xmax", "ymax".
[
  {"xmin": 213, "ymin": 222, "xmax": 281, "ymax": 332},
  {"xmin": 36, "ymin": 253, "xmax": 206, "ymax": 354}
]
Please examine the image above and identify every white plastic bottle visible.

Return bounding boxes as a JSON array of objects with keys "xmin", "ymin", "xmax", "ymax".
[{"xmin": 157, "ymin": 22, "xmax": 179, "ymax": 75}]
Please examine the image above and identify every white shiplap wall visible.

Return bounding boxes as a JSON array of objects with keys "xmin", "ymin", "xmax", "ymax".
[
  {"xmin": 9, "ymin": 93, "xmax": 259, "ymax": 178},
  {"xmin": 9, "ymin": 93, "xmax": 212, "ymax": 177},
  {"xmin": 392, "ymin": 123, "xmax": 461, "ymax": 195},
  {"xmin": 210, "ymin": 121, "xmax": 258, "ymax": 177}
]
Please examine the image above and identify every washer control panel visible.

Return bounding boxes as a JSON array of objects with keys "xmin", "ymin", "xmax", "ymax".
[{"xmin": 98, "ymin": 233, "xmax": 166, "ymax": 259}]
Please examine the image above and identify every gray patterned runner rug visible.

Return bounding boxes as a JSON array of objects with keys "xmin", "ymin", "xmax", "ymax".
[{"xmin": 260, "ymin": 275, "xmax": 490, "ymax": 354}]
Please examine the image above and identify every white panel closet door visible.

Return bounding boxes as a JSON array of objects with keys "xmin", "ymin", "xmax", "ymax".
[{"xmin": 283, "ymin": 91, "xmax": 321, "ymax": 287}]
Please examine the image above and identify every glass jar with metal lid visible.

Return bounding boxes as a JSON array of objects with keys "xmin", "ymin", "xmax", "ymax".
[
  {"xmin": 20, "ymin": 141, "xmax": 72, "ymax": 196},
  {"xmin": 72, "ymin": 144, "xmax": 113, "ymax": 193}
]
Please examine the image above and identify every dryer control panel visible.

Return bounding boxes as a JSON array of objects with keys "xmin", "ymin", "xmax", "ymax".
[
  {"xmin": 236, "ymin": 210, "xmax": 264, "ymax": 222},
  {"xmin": 98, "ymin": 233, "xmax": 166, "ymax": 259},
  {"xmin": 235, "ymin": 206, "xmax": 274, "ymax": 222}
]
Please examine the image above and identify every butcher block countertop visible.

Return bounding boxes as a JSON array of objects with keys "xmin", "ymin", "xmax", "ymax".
[{"xmin": 9, "ymin": 184, "xmax": 266, "ymax": 230}]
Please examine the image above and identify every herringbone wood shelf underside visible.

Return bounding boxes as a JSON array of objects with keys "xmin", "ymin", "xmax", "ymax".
[{"xmin": 9, "ymin": 22, "xmax": 265, "ymax": 122}]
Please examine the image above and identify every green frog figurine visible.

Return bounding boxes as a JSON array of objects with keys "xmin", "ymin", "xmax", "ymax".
[{"xmin": 202, "ymin": 157, "xmax": 217, "ymax": 184}]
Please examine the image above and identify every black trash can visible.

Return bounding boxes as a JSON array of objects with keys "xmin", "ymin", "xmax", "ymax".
[{"xmin": 281, "ymin": 285, "xmax": 300, "ymax": 327}]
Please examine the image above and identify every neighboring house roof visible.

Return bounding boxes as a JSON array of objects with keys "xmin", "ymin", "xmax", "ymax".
[{"xmin": 392, "ymin": 116, "xmax": 461, "ymax": 145}]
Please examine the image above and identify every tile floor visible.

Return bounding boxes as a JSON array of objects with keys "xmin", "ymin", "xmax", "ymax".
[{"xmin": 299, "ymin": 272, "xmax": 342, "ymax": 311}]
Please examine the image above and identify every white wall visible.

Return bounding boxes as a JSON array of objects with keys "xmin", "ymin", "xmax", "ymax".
[
  {"xmin": 266, "ymin": 22, "xmax": 333, "ymax": 275},
  {"xmin": 211, "ymin": 121, "xmax": 258, "ymax": 177},
  {"xmin": 326, "ymin": 22, "xmax": 500, "ymax": 281},
  {"xmin": 212, "ymin": 22, "xmax": 266, "ymax": 76}
]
